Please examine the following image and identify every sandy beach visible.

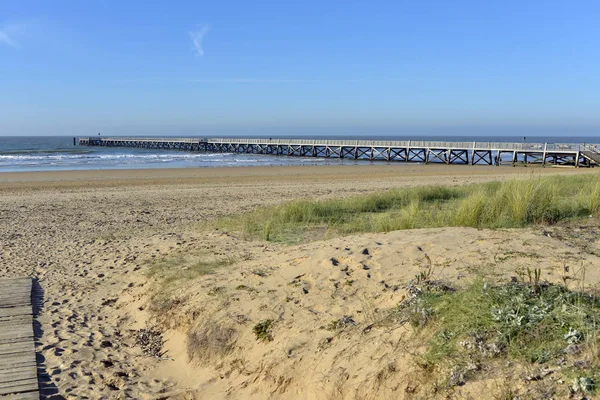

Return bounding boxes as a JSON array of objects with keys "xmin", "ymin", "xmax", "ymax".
[{"xmin": 1, "ymin": 164, "xmax": 599, "ymax": 399}]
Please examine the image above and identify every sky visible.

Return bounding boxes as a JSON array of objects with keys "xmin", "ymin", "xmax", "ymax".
[{"xmin": 0, "ymin": 0, "xmax": 599, "ymax": 137}]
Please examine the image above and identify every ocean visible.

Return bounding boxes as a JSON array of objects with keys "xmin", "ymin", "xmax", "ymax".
[{"xmin": 1, "ymin": 135, "xmax": 599, "ymax": 172}]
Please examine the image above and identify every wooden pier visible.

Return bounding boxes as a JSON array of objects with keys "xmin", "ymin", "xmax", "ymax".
[
  {"xmin": 78, "ymin": 137, "xmax": 600, "ymax": 167},
  {"xmin": 0, "ymin": 278, "xmax": 38, "ymax": 399}
]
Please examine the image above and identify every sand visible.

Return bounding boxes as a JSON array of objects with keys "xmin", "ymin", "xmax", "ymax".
[{"xmin": 0, "ymin": 164, "xmax": 598, "ymax": 399}]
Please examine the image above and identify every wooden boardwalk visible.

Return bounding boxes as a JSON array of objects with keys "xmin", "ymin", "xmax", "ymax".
[
  {"xmin": 79, "ymin": 137, "xmax": 600, "ymax": 167},
  {"xmin": 0, "ymin": 278, "xmax": 39, "ymax": 399}
]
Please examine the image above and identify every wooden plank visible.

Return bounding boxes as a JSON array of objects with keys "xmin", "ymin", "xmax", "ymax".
[
  {"xmin": 0, "ymin": 307, "xmax": 31, "ymax": 317},
  {"xmin": 0, "ymin": 327, "xmax": 33, "ymax": 339},
  {"xmin": 0, "ymin": 299, "xmax": 31, "ymax": 307},
  {"xmin": 0, "ymin": 281, "xmax": 32, "ymax": 288},
  {"xmin": 0, "ymin": 339, "xmax": 34, "ymax": 347},
  {"xmin": 0, "ymin": 291, "xmax": 31, "ymax": 299},
  {"xmin": 0, "ymin": 283, "xmax": 31, "ymax": 290},
  {"xmin": 0, "ymin": 280, "xmax": 31, "ymax": 287},
  {"xmin": 0, "ymin": 343, "xmax": 34, "ymax": 353},
  {"xmin": 0, "ymin": 294, "xmax": 31, "ymax": 302},
  {"xmin": 0, "ymin": 334, "xmax": 31, "ymax": 342},
  {"xmin": 0, "ymin": 286, "xmax": 32, "ymax": 294},
  {"xmin": 0, "ymin": 353, "xmax": 34, "ymax": 363},
  {"xmin": 0, "ymin": 318, "xmax": 33, "ymax": 336},
  {"xmin": 0, "ymin": 360, "xmax": 37, "ymax": 371},
  {"xmin": 0, "ymin": 289, "xmax": 31, "ymax": 296},
  {"xmin": 0, "ymin": 317, "xmax": 32, "ymax": 326},
  {"xmin": 0, "ymin": 315, "xmax": 31, "ymax": 324},
  {"xmin": 0, "ymin": 288, "xmax": 32, "ymax": 295},
  {"xmin": 0, "ymin": 335, "xmax": 33, "ymax": 344},
  {"xmin": 0, "ymin": 353, "xmax": 36, "ymax": 367},
  {"xmin": 0, "ymin": 347, "xmax": 35, "ymax": 358},
  {"xmin": 0, "ymin": 379, "xmax": 39, "ymax": 395},
  {"xmin": 0, "ymin": 367, "xmax": 37, "ymax": 384},
  {"xmin": 0, "ymin": 296, "xmax": 30, "ymax": 302},
  {"xmin": 1, "ymin": 392, "xmax": 39, "ymax": 400},
  {"xmin": 0, "ymin": 338, "xmax": 34, "ymax": 346},
  {"xmin": 0, "ymin": 313, "xmax": 32, "ymax": 320},
  {"xmin": 0, "ymin": 292, "xmax": 31, "ymax": 299},
  {"xmin": 0, "ymin": 343, "xmax": 34, "ymax": 356},
  {"xmin": 0, "ymin": 282, "xmax": 30, "ymax": 286},
  {"xmin": 0, "ymin": 316, "xmax": 31, "ymax": 324},
  {"xmin": 0, "ymin": 369, "xmax": 37, "ymax": 383},
  {"xmin": 0, "ymin": 304, "xmax": 31, "ymax": 310}
]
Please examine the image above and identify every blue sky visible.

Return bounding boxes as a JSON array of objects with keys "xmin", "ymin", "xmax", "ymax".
[{"xmin": 1, "ymin": 0, "xmax": 599, "ymax": 137}]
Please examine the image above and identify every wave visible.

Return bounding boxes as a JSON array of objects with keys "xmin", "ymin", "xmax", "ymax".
[
  {"xmin": 0, "ymin": 148, "xmax": 94, "ymax": 156},
  {"xmin": 0, "ymin": 148, "xmax": 367, "ymax": 172}
]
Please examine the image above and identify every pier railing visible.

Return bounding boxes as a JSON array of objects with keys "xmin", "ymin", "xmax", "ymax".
[
  {"xmin": 79, "ymin": 137, "xmax": 595, "ymax": 152},
  {"xmin": 204, "ymin": 138, "xmax": 586, "ymax": 151},
  {"xmin": 86, "ymin": 137, "xmax": 202, "ymax": 143}
]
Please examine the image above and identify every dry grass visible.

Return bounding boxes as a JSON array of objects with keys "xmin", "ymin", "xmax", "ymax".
[{"xmin": 187, "ymin": 320, "xmax": 238, "ymax": 363}]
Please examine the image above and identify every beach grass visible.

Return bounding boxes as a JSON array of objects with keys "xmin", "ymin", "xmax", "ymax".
[{"xmin": 218, "ymin": 175, "xmax": 600, "ymax": 243}]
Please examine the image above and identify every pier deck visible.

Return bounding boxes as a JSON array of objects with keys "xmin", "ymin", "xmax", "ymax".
[
  {"xmin": 0, "ymin": 277, "xmax": 38, "ymax": 399},
  {"xmin": 78, "ymin": 137, "xmax": 600, "ymax": 167}
]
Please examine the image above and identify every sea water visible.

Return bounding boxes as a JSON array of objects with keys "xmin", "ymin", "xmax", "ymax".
[{"xmin": 1, "ymin": 135, "xmax": 599, "ymax": 172}]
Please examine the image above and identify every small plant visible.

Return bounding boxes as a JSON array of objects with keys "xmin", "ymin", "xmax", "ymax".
[
  {"xmin": 252, "ymin": 268, "xmax": 269, "ymax": 277},
  {"xmin": 325, "ymin": 320, "xmax": 339, "ymax": 331},
  {"xmin": 415, "ymin": 266, "xmax": 433, "ymax": 284},
  {"xmin": 208, "ymin": 286, "xmax": 225, "ymax": 296},
  {"xmin": 526, "ymin": 267, "xmax": 542, "ymax": 293},
  {"xmin": 325, "ymin": 315, "xmax": 356, "ymax": 331},
  {"xmin": 572, "ymin": 376, "xmax": 595, "ymax": 394},
  {"xmin": 263, "ymin": 220, "xmax": 271, "ymax": 241},
  {"xmin": 253, "ymin": 319, "xmax": 274, "ymax": 342},
  {"xmin": 236, "ymin": 284, "xmax": 256, "ymax": 292}
]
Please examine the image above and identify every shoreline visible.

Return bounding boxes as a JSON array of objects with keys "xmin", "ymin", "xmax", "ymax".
[{"xmin": 0, "ymin": 163, "xmax": 595, "ymax": 186}]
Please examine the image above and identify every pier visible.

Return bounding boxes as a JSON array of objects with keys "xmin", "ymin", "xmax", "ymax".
[{"xmin": 78, "ymin": 137, "xmax": 600, "ymax": 167}]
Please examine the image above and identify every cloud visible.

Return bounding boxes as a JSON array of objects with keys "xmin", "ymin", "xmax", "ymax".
[
  {"xmin": 0, "ymin": 19, "xmax": 38, "ymax": 49},
  {"xmin": 0, "ymin": 29, "xmax": 20, "ymax": 48},
  {"xmin": 189, "ymin": 25, "xmax": 210, "ymax": 56}
]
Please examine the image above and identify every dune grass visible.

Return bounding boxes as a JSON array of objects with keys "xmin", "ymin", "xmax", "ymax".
[{"xmin": 218, "ymin": 175, "xmax": 600, "ymax": 243}]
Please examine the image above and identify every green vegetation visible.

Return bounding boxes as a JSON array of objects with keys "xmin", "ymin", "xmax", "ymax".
[
  {"xmin": 252, "ymin": 319, "xmax": 274, "ymax": 342},
  {"xmin": 218, "ymin": 175, "xmax": 600, "ymax": 243},
  {"xmin": 147, "ymin": 254, "xmax": 236, "ymax": 315},
  {"xmin": 148, "ymin": 254, "xmax": 236, "ymax": 284},
  {"xmin": 400, "ymin": 276, "xmax": 600, "ymax": 393}
]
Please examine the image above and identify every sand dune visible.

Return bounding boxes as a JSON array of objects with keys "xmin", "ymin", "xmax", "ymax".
[{"xmin": 0, "ymin": 165, "xmax": 597, "ymax": 399}]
